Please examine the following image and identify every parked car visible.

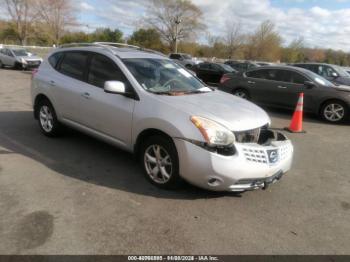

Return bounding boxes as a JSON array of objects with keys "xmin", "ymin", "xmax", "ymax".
[
  {"xmin": 31, "ymin": 43, "xmax": 293, "ymax": 192},
  {"xmin": 343, "ymin": 67, "xmax": 350, "ymax": 75},
  {"xmin": 225, "ymin": 60, "xmax": 260, "ymax": 72},
  {"xmin": 292, "ymin": 63, "xmax": 350, "ymax": 86},
  {"xmin": 169, "ymin": 53, "xmax": 201, "ymax": 68},
  {"xmin": 219, "ymin": 66, "xmax": 350, "ymax": 123},
  {"xmin": 193, "ymin": 62, "xmax": 237, "ymax": 86},
  {"xmin": 0, "ymin": 47, "xmax": 43, "ymax": 69}
]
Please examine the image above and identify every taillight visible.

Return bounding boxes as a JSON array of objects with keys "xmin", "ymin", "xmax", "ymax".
[
  {"xmin": 31, "ymin": 68, "xmax": 39, "ymax": 79},
  {"xmin": 220, "ymin": 74, "xmax": 231, "ymax": 84}
]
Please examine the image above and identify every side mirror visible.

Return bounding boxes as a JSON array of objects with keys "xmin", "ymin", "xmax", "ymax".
[
  {"xmin": 331, "ymin": 72, "xmax": 339, "ymax": 78},
  {"xmin": 104, "ymin": 81, "xmax": 135, "ymax": 99},
  {"xmin": 304, "ymin": 81, "xmax": 316, "ymax": 89}
]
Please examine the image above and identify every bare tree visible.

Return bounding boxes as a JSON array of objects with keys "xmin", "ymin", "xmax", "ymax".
[
  {"xmin": 36, "ymin": 0, "xmax": 77, "ymax": 45},
  {"xmin": 3, "ymin": 0, "xmax": 38, "ymax": 45},
  {"xmin": 145, "ymin": 0, "xmax": 205, "ymax": 52},
  {"xmin": 224, "ymin": 20, "xmax": 244, "ymax": 59}
]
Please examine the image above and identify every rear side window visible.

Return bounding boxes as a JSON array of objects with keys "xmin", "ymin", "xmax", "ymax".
[
  {"xmin": 88, "ymin": 54, "xmax": 129, "ymax": 89},
  {"xmin": 170, "ymin": 54, "xmax": 181, "ymax": 59},
  {"xmin": 59, "ymin": 52, "xmax": 89, "ymax": 81},
  {"xmin": 48, "ymin": 52, "xmax": 63, "ymax": 68},
  {"xmin": 199, "ymin": 63, "xmax": 210, "ymax": 70},
  {"xmin": 246, "ymin": 69, "xmax": 267, "ymax": 79}
]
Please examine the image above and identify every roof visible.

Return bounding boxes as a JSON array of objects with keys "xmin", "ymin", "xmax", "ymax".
[{"xmin": 57, "ymin": 42, "xmax": 167, "ymax": 60}]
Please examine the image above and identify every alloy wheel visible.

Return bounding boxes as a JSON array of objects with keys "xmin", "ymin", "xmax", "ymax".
[
  {"xmin": 323, "ymin": 103, "xmax": 345, "ymax": 122},
  {"xmin": 144, "ymin": 144, "xmax": 173, "ymax": 184},
  {"xmin": 39, "ymin": 105, "xmax": 54, "ymax": 132}
]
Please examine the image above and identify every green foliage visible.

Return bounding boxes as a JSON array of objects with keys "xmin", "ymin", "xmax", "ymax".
[
  {"xmin": 88, "ymin": 28, "xmax": 123, "ymax": 43},
  {"xmin": 128, "ymin": 28, "xmax": 167, "ymax": 52}
]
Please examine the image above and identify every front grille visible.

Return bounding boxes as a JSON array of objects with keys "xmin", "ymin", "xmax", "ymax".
[
  {"xmin": 242, "ymin": 148, "xmax": 268, "ymax": 164},
  {"xmin": 234, "ymin": 128, "xmax": 261, "ymax": 143}
]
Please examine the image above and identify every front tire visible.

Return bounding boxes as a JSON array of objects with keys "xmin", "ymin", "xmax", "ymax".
[
  {"xmin": 36, "ymin": 99, "xmax": 62, "ymax": 137},
  {"xmin": 140, "ymin": 136, "xmax": 182, "ymax": 189},
  {"xmin": 0, "ymin": 60, "xmax": 4, "ymax": 68},
  {"xmin": 320, "ymin": 100, "xmax": 348, "ymax": 123}
]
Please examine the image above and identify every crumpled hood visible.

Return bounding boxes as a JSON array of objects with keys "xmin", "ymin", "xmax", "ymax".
[
  {"xmin": 19, "ymin": 55, "xmax": 42, "ymax": 61},
  {"xmin": 158, "ymin": 90, "xmax": 271, "ymax": 132}
]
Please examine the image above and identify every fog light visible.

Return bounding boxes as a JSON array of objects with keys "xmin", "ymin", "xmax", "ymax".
[{"xmin": 208, "ymin": 177, "xmax": 222, "ymax": 187}]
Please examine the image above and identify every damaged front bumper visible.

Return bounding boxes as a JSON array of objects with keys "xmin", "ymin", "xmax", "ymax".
[{"xmin": 174, "ymin": 129, "xmax": 294, "ymax": 192}]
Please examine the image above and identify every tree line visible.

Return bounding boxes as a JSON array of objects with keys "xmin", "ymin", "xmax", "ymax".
[{"xmin": 1, "ymin": 0, "xmax": 350, "ymax": 66}]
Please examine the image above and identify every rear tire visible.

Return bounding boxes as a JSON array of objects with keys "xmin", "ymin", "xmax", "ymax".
[
  {"xmin": 233, "ymin": 88, "xmax": 250, "ymax": 100},
  {"xmin": 0, "ymin": 60, "xmax": 4, "ymax": 68},
  {"xmin": 139, "ymin": 136, "xmax": 182, "ymax": 190},
  {"xmin": 320, "ymin": 100, "xmax": 348, "ymax": 123},
  {"xmin": 36, "ymin": 99, "xmax": 62, "ymax": 137}
]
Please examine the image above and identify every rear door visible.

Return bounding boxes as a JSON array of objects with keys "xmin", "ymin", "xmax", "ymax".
[
  {"xmin": 244, "ymin": 69, "xmax": 276, "ymax": 104},
  {"xmin": 52, "ymin": 51, "xmax": 90, "ymax": 123}
]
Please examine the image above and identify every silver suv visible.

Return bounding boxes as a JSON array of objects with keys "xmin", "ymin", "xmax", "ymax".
[{"xmin": 31, "ymin": 42, "xmax": 294, "ymax": 192}]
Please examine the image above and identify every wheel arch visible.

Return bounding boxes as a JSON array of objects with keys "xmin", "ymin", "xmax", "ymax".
[
  {"xmin": 232, "ymin": 87, "xmax": 251, "ymax": 98},
  {"xmin": 134, "ymin": 128, "xmax": 175, "ymax": 157},
  {"xmin": 318, "ymin": 98, "xmax": 349, "ymax": 115},
  {"xmin": 33, "ymin": 94, "xmax": 52, "ymax": 119}
]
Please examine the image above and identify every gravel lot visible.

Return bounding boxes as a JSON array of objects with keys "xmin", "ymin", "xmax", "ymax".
[{"xmin": 0, "ymin": 69, "xmax": 349, "ymax": 255}]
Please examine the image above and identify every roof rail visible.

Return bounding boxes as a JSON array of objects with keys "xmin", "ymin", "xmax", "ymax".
[
  {"xmin": 58, "ymin": 42, "xmax": 166, "ymax": 57},
  {"xmin": 93, "ymin": 42, "xmax": 141, "ymax": 49}
]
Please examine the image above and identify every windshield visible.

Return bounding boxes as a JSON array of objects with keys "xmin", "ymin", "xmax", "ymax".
[
  {"xmin": 307, "ymin": 71, "xmax": 336, "ymax": 87},
  {"xmin": 12, "ymin": 49, "xmax": 28, "ymax": 57},
  {"xmin": 123, "ymin": 58, "xmax": 211, "ymax": 94},
  {"xmin": 333, "ymin": 65, "xmax": 349, "ymax": 77}
]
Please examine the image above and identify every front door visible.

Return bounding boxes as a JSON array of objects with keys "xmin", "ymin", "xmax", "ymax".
[{"xmin": 80, "ymin": 53, "xmax": 135, "ymax": 147}]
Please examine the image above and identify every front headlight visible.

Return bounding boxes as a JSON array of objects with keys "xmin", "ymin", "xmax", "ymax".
[
  {"xmin": 20, "ymin": 58, "xmax": 27, "ymax": 64},
  {"xmin": 191, "ymin": 116, "xmax": 235, "ymax": 147}
]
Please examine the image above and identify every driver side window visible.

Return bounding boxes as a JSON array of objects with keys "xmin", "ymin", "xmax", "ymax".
[{"xmin": 88, "ymin": 54, "xmax": 130, "ymax": 89}]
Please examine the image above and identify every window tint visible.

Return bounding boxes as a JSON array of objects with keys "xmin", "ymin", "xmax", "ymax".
[
  {"xmin": 210, "ymin": 64, "xmax": 221, "ymax": 71},
  {"xmin": 48, "ymin": 52, "xmax": 63, "ymax": 68},
  {"xmin": 170, "ymin": 54, "xmax": 181, "ymax": 59},
  {"xmin": 199, "ymin": 63, "xmax": 210, "ymax": 70},
  {"xmin": 246, "ymin": 69, "xmax": 267, "ymax": 79},
  {"xmin": 59, "ymin": 52, "xmax": 88, "ymax": 81},
  {"xmin": 88, "ymin": 54, "xmax": 129, "ymax": 89},
  {"xmin": 290, "ymin": 71, "xmax": 307, "ymax": 84}
]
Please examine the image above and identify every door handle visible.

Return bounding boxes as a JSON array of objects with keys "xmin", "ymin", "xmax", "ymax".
[
  {"xmin": 81, "ymin": 92, "xmax": 91, "ymax": 99},
  {"xmin": 49, "ymin": 80, "xmax": 56, "ymax": 86},
  {"xmin": 278, "ymin": 86, "xmax": 287, "ymax": 89},
  {"xmin": 248, "ymin": 81, "xmax": 256, "ymax": 84}
]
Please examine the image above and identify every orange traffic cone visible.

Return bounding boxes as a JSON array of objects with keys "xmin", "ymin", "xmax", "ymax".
[{"xmin": 285, "ymin": 93, "xmax": 306, "ymax": 133}]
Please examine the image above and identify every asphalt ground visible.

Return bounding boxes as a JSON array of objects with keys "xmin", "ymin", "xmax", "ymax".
[{"xmin": 0, "ymin": 68, "xmax": 349, "ymax": 255}]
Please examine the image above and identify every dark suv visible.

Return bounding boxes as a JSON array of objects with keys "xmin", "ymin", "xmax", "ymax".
[
  {"xmin": 292, "ymin": 63, "xmax": 350, "ymax": 86},
  {"xmin": 219, "ymin": 66, "xmax": 350, "ymax": 123}
]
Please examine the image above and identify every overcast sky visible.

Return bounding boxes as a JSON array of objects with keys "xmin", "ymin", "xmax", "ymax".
[{"xmin": 77, "ymin": 0, "xmax": 350, "ymax": 51}]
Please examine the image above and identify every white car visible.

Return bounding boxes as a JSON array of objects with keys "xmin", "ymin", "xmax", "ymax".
[{"xmin": 31, "ymin": 42, "xmax": 294, "ymax": 192}]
